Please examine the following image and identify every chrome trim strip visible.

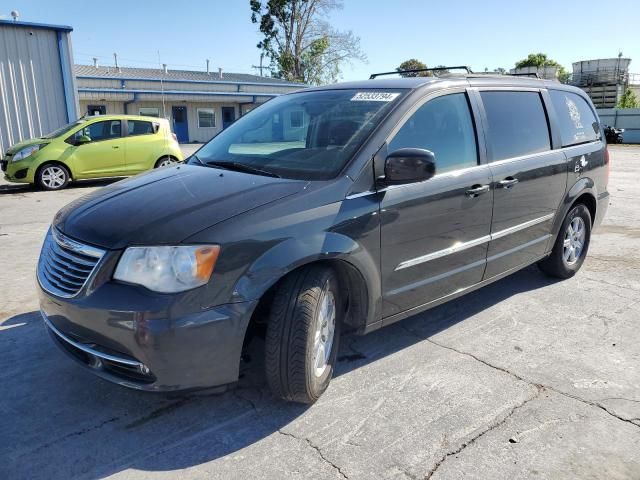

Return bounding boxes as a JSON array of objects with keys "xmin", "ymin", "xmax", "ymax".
[
  {"xmin": 396, "ymin": 235, "xmax": 491, "ymax": 271},
  {"xmin": 395, "ymin": 213, "xmax": 555, "ymax": 271},
  {"xmin": 41, "ymin": 311, "xmax": 143, "ymax": 368},
  {"xmin": 490, "ymin": 213, "xmax": 554, "ymax": 241},
  {"xmin": 486, "ymin": 234, "xmax": 551, "ymax": 263},
  {"xmin": 345, "ymin": 190, "xmax": 376, "ymax": 200},
  {"xmin": 52, "ymin": 228, "xmax": 105, "ymax": 259}
]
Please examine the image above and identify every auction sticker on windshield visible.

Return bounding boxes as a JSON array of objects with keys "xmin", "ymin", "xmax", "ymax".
[{"xmin": 351, "ymin": 92, "xmax": 400, "ymax": 102}]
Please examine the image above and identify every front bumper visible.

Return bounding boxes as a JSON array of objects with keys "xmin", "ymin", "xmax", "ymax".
[
  {"xmin": 3, "ymin": 159, "xmax": 35, "ymax": 183},
  {"xmin": 39, "ymin": 283, "xmax": 257, "ymax": 392}
]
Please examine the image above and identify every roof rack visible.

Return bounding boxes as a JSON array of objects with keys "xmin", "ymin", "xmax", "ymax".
[{"xmin": 369, "ymin": 66, "xmax": 472, "ymax": 79}]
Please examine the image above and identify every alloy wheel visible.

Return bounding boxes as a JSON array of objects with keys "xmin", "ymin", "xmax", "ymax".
[
  {"xmin": 563, "ymin": 216, "xmax": 586, "ymax": 265},
  {"xmin": 312, "ymin": 289, "xmax": 336, "ymax": 378}
]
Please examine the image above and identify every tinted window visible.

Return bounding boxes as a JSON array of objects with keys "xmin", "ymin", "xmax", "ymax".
[
  {"xmin": 69, "ymin": 120, "xmax": 121, "ymax": 143},
  {"xmin": 388, "ymin": 93, "xmax": 477, "ymax": 173},
  {"xmin": 481, "ymin": 91, "xmax": 550, "ymax": 161},
  {"xmin": 128, "ymin": 120, "xmax": 154, "ymax": 136},
  {"xmin": 549, "ymin": 90, "xmax": 600, "ymax": 147}
]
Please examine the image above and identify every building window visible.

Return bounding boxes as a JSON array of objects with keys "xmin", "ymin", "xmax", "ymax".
[
  {"xmin": 139, "ymin": 107, "xmax": 160, "ymax": 118},
  {"xmin": 198, "ymin": 108, "xmax": 216, "ymax": 128},
  {"xmin": 87, "ymin": 105, "xmax": 106, "ymax": 116},
  {"xmin": 290, "ymin": 110, "xmax": 304, "ymax": 128}
]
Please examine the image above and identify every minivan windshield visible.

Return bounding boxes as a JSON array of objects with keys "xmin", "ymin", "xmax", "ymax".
[
  {"xmin": 190, "ymin": 89, "xmax": 405, "ymax": 180},
  {"xmin": 41, "ymin": 119, "xmax": 88, "ymax": 139}
]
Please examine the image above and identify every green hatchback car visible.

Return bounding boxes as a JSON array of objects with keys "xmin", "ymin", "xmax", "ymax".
[{"xmin": 2, "ymin": 115, "xmax": 183, "ymax": 190}]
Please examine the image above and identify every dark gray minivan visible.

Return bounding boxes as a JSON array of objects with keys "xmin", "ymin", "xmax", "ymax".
[{"xmin": 38, "ymin": 69, "xmax": 609, "ymax": 403}]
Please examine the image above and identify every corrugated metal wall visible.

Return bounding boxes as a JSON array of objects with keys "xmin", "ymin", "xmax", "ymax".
[
  {"xmin": 598, "ymin": 108, "xmax": 640, "ymax": 144},
  {"xmin": 0, "ymin": 23, "xmax": 75, "ymax": 157}
]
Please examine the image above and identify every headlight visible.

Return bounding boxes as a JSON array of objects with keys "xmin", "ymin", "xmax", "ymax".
[
  {"xmin": 12, "ymin": 143, "xmax": 47, "ymax": 162},
  {"xmin": 114, "ymin": 245, "xmax": 220, "ymax": 293}
]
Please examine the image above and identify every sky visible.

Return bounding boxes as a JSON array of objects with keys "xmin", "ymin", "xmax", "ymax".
[{"xmin": 2, "ymin": 0, "xmax": 639, "ymax": 82}]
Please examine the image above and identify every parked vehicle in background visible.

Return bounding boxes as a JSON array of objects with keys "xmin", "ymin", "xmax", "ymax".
[
  {"xmin": 2, "ymin": 115, "xmax": 183, "ymax": 190},
  {"xmin": 604, "ymin": 125, "xmax": 624, "ymax": 144},
  {"xmin": 37, "ymin": 69, "xmax": 609, "ymax": 403}
]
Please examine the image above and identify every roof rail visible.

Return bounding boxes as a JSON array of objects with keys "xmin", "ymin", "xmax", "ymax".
[
  {"xmin": 506, "ymin": 72, "xmax": 541, "ymax": 79},
  {"xmin": 369, "ymin": 66, "xmax": 472, "ymax": 79}
]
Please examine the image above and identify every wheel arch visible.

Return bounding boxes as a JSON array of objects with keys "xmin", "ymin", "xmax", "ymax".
[
  {"xmin": 550, "ymin": 177, "xmax": 598, "ymax": 242},
  {"xmin": 35, "ymin": 160, "xmax": 73, "ymax": 181}
]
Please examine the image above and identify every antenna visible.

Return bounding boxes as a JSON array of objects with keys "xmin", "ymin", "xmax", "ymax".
[
  {"xmin": 113, "ymin": 53, "xmax": 120, "ymax": 72},
  {"xmin": 157, "ymin": 51, "xmax": 166, "ymax": 119}
]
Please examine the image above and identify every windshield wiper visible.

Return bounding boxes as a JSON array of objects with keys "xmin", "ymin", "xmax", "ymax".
[{"xmin": 204, "ymin": 160, "xmax": 281, "ymax": 178}]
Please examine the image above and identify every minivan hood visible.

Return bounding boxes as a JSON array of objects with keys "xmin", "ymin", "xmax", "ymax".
[
  {"xmin": 53, "ymin": 165, "xmax": 307, "ymax": 249},
  {"xmin": 7, "ymin": 138, "xmax": 51, "ymax": 154}
]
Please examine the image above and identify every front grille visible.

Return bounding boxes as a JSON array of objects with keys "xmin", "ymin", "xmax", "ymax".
[
  {"xmin": 1, "ymin": 160, "xmax": 7, "ymax": 172},
  {"xmin": 38, "ymin": 228, "xmax": 105, "ymax": 297}
]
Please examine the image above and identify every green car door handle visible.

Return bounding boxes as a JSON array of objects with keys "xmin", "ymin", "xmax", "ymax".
[{"xmin": 112, "ymin": 146, "xmax": 120, "ymax": 149}]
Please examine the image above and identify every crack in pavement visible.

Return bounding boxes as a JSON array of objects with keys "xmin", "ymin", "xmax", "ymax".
[
  {"xmin": 424, "ymin": 387, "xmax": 542, "ymax": 480},
  {"xmin": 421, "ymin": 335, "xmax": 640, "ymax": 429},
  {"xmin": 278, "ymin": 429, "xmax": 349, "ymax": 479}
]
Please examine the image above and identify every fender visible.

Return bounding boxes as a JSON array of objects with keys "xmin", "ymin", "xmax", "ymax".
[
  {"xmin": 232, "ymin": 231, "xmax": 381, "ymax": 331},
  {"xmin": 548, "ymin": 176, "xmax": 597, "ymax": 249}
]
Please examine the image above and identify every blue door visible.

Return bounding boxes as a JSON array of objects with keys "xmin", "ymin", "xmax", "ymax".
[{"xmin": 172, "ymin": 106, "xmax": 189, "ymax": 143}]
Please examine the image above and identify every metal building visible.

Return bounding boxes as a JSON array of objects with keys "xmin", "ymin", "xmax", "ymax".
[
  {"xmin": 75, "ymin": 64, "xmax": 304, "ymax": 143},
  {"xmin": 570, "ymin": 57, "xmax": 636, "ymax": 108},
  {"xmin": 0, "ymin": 20, "xmax": 79, "ymax": 158}
]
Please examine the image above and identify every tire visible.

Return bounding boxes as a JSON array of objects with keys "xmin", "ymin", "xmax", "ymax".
[
  {"xmin": 37, "ymin": 163, "xmax": 70, "ymax": 191},
  {"xmin": 539, "ymin": 204, "xmax": 592, "ymax": 279},
  {"xmin": 155, "ymin": 156, "xmax": 176, "ymax": 168},
  {"xmin": 265, "ymin": 266, "xmax": 343, "ymax": 403}
]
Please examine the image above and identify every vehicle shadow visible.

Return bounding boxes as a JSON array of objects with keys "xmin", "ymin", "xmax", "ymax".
[
  {"xmin": 0, "ymin": 178, "xmax": 121, "ymax": 195},
  {"xmin": 0, "ymin": 265, "xmax": 556, "ymax": 479}
]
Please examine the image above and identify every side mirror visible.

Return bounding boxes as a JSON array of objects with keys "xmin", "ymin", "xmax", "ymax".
[
  {"xmin": 75, "ymin": 135, "xmax": 91, "ymax": 146},
  {"xmin": 383, "ymin": 148, "xmax": 436, "ymax": 185}
]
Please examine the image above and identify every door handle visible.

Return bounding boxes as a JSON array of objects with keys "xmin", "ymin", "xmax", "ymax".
[
  {"xmin": 465, "ymin": 184, "xmax": 490, "ymax": 197},
  {"xmin": 498, "ymin": 177, "xmax": 519, "ymax": 189},
  {"xmin": 112, "ymin": 146, "xmax": 120, "ymax": 149}
]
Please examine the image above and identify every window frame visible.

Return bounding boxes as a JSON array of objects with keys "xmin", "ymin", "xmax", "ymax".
[
  {"xmin": 139, "ymin": 107, "xmax": 160, "ymax": 118},
  {"xmin": 197, "ymin": 108, "xmax": 216, "ymax": 128},
  {"xmin": 474, "ymin": 87, "xmax": 556, "ymax": 164},
  {"xmin": 385, "ymin": 88, "xmax": 483, "ymax": 176}
]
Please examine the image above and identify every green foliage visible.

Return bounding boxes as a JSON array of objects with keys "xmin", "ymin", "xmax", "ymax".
[
  {"xmin": 250, "ymin": 0, "xmax": 365, "ymax": 85},
  {"xmin": 396, "ymin": 59, "xmax": 431, "ymax": 77},
  {"xmin": 515, "ymin": 53, "xmax": 569, "ymax": 82},
  {"xmin": 617, "ymin": 89, "xmax": 639, "ymax": 108}
]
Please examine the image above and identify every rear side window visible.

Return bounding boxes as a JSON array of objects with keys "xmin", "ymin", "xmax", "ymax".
[
  {"xmin": 388, "ymin": 93, "xmax": 477, "ymax": 174},
  {"xmin": 128, "ymin": 120, "xmax": 154, "ymax": 136},
  {"xmin": 480, "ymin": 91, "xmax": 550, "ymax": 161},
  {"xmin": 549, "ymin": 90, "xmax": 600, "ymax": 147}
]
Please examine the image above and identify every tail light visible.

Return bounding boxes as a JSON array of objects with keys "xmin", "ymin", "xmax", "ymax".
[
  {"xmin": 171, "ymin": 133, "xmax": 178, "ymax": 142},
  {"xmin": 604, "ymin": 147, "xmax": 610, "ymax": 186}
]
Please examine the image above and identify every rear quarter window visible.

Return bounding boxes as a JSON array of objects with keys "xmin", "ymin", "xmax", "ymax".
[{"xmin": 549, "ymin": 90, "xmax": 600, "ymax": 147}]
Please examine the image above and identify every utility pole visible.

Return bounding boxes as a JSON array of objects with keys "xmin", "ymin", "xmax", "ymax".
[{"xmin": 251, "ymin": 53, "xmax": 266, "ymax": 77}]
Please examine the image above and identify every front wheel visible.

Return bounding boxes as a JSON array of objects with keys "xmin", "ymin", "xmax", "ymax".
[
  {"xmin": 37, "ymin": 164, "xmax": 70, "ymax": 190},
  {"xmin": 539, "ymin": 204, "xmax": 592, "ymax": 278},
  {"xmin": 265, "ymin": 266, "xmax": 342, "ymax": 403},
  {"xmin": 155, "ymin": 156, "xmax": 176, "ymax": 168}
]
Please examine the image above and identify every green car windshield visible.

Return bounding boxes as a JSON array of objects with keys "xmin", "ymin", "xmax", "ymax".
[
  {"xmin": 191, "ymin": 89, "xmax": 406, "ymax": 180},
  {"xmin": 41, "ymin": 119, "xmax": 88, "ymax": 139}
]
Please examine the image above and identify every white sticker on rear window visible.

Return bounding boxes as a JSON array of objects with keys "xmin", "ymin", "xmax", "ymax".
[{"xmin": 351, "ymin": 92, "xmax": 400, "ymax": 102}]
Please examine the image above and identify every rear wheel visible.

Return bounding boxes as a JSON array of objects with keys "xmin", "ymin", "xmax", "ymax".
[
  {"xmin": 265, "ymin": 266, "xmax": 342, "ymax": 403},
  {"xmin": 539, "ymin": 204, "xmax": 592, "ymax": 278},
  {"xmin": 155, "ymin": 156, "xmax": 176, "ymax": 168},
  {"xmin": 37, "ymin": 164, "xmax": 70, "ymax": 190}
]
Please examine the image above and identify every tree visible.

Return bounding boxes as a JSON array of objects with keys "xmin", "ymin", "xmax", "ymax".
[
  {"xmin": 493, "ymin": 67, "xmax": 506, "ymax": 75},
  {"xmin": 250, "ymin": 0, "xmax": 366, "ymax": 85},
  {"xmin": 396, "ymin": 59, "xmax": 431, "ymax": 77},
  {"xmin": 617, "ymin": 89, "xmax": 639, "ymax": 108},
  {"xmin": 515, "ymin": 53, "xmax": 569, "ymax": 82}
]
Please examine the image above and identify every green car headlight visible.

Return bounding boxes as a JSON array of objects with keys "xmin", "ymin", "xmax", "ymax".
[{"xmin": 12, "ymin": 143, "xmax": 47, "ymax": 162}]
